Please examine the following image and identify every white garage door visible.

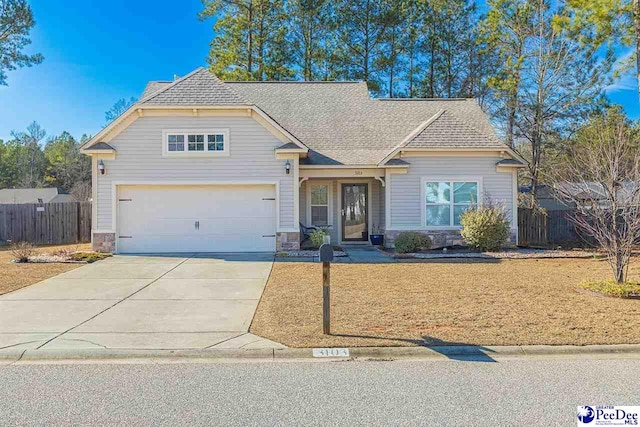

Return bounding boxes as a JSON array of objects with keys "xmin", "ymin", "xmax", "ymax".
[{"xmin": 116, "ymin": 185, "xmax": 277, "ymax": 253}]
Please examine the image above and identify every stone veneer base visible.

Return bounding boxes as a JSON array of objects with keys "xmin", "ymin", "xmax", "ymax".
[
  {"xmin": 276, "ymin": 231, "xmax": 300, "ymax": 251},
  {"xmin": 91, "ymin": 231, "xmax": 301, "ymax": 253},
  {"xmin": 92, "ymin": 232, "xmax": 115, "ymax": 253},
  {"xmin": 384, "ymin": 229, "xmax": 517, "ymax": 249}
]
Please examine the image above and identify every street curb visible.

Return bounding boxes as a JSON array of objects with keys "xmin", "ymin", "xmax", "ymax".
[{"xmin": 2, "ymin": 344, "xmax": 640, "ymax": 363}]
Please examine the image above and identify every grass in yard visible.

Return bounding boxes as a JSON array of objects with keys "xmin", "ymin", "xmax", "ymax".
[
  {"xmin": 0, "ymin": 243, "xmax": 92, "ymax": 295},
  {"xmin": 250, "ymin": 258, "xmax": 640, "ymax": 347}
]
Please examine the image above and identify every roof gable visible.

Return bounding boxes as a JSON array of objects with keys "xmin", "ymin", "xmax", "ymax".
[
  {"xmin": 140, "ymin": 68, "xmax": 248, "ymax": 106},
  {"xmin": 84, "ymin": 68, "xmax": 511, "ymax": 164},
  {"xmin": 405, "ymin": 109, "xmax": 503, "ymax": 148}
]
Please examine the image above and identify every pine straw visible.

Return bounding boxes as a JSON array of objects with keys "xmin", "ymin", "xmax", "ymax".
[
  {"xmin": 0, "ymin": 243, "xmax": 91, "ymax": 295},
  {"xmin": 250, "ymin": 258, "xmax": 640, "ymax": 347}
]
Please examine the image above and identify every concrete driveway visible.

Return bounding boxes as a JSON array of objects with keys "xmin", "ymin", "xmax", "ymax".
[{"xmin": 0, "ymin": 254, "xmax": 285, "ymax": 351}]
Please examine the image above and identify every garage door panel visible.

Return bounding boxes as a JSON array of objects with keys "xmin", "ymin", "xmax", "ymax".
[{"xmin": 117, "ymin": 185, "xmax": 277, "ymax": 253}]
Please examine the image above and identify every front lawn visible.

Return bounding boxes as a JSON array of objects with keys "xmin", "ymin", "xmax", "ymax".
[
  {"xmin": 0, "ymin": 243, "xmax": 92, "ymax": 295},
  {"xmin": 250, "ymin": 258, "xmax": 640, "ymax": 347}
]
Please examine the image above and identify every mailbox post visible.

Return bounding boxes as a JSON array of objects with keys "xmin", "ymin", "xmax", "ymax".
[{"xmin": 319, "ymin": 243, "xmax": 334, "ymax": 335}]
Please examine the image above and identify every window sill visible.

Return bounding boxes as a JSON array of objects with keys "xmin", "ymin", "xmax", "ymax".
[{"xmin": 162, "ymin": 152, "xmax": 230, "ymax": 158}]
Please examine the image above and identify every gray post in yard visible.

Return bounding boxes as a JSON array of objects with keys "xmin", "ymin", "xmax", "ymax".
[
  {"xmin": 322, "ymin": 261, "xmax": 330, "ymax": 334},
  {"xmin": 319, "ymin": 243, "xmax": 334, "ymax": 335}
]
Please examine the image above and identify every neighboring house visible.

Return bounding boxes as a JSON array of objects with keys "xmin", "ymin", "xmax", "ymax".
[
  {"xmin": 0, "ymin": 188, "xmax": 74, "ymax": 204},
  {"xmin": 520, "ymin": 185, "xmax": 573, "ymax": 211},
  {"xmin": 521, "ymin": 183, "xmax": 640, "ymax": 211},
  {"xmin": 81, "ymin": 67, "xmax": 525, "ymax": 253}
]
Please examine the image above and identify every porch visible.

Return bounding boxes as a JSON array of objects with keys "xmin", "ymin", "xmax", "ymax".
[{"xmin": 298, "ymin": 169, "xmax": 386, "ymax": 247}]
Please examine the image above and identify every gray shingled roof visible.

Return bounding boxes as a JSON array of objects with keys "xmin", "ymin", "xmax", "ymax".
[
  {"xmin": 386, "ymin": 158, "xmax": 410, "ymax": 166},
  {"xmin": 406, "ymin": 109, "xmax": 504, "ymax": 148},
  {"xmin": 228, "ymin": 82, "xmax": 506, "ymax": 164},
  {"xmin": 276, "ymin": 142, "xmax": 304, "ymax": 150},
  {"xmin": 497, "ymin": 158, "xmax": 525, "ymax": 166},
  {"xmin": 141, "ymin": 68, "xmax": 248, "ymax": 106},
  {"xmin": 137, "ymin": 68, "xmax": 507, "ymax": 165},
  {"xmin": 87, "ymin": 142, "xmax": 116, "ymax": 151},
  {"xmin": 141, "ymin": 81, "xmax": 172, "ymax": 99}
]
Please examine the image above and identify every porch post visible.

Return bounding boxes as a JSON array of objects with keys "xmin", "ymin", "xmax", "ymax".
[
  {"xmin": 385, "ymin": 168, "xmax": 391, "ymax": 231},
  {"xmin": 293, "ymin": 155, "xmax": 300, "ymax": 228}
]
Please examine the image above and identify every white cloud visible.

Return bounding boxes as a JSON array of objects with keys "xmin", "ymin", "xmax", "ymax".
[{"xmin": 605, "ymin": 72, "xmax": 638, "ymax": 93}]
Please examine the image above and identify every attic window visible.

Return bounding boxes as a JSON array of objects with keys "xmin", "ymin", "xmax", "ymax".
[{"xmin": 163, "ymin": 129, "xmax": 229, "ymax": 157}]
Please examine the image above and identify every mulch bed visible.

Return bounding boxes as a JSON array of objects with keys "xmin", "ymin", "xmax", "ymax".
[
  {"xmin": 0, "ymin": 243, "xmax": 92, "ymax": 295},
  {"xmin": 389, "ymin": 248, "xmax": 602, "ymax": 260}
]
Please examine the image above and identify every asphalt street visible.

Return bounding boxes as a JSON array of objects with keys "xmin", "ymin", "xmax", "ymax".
[{"xmin": 0, "ymin": 358, "xmax": 638, "ymax": 426}]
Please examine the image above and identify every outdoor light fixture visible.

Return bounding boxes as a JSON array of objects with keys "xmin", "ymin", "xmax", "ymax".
[
  {"xmin": 98, "ymin": 160, "xmax": 105, "ymax": 175},
  {"xmin": 285, "ymin": 160, "xmax": 291, "ymax": 175}
]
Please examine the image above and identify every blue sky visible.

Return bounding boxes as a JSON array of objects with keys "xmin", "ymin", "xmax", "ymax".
[
  {"xmin": 0, "ymin": 0, "xmax": 638, "ymax": 142},
  {"xmin": 0, "ymin": 0, "xmax": 212, "ymax": 141}
]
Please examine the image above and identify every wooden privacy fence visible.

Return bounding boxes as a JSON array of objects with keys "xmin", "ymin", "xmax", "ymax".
[
  {"xmin": 0, "ymin": 202, "xmax": 91, "ymax": 245},
  {"xmin": 518, "ymin": 208, "xmax": 585, "ymax": 247}
]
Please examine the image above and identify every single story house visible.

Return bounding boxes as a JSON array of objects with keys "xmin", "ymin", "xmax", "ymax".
[
  {"xmin": 521, "ymin": 182, "xmax": 640, "ymax": 211},
  {"xmin": 81, "ymin": 67, "xmax": 525, "ymax": 253},
  {"xmin": 0, "ymin": 188, "xmax": 74, "ymax": 204}
]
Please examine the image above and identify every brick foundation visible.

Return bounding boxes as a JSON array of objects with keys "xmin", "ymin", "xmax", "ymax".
[
  {"xmin": 384, "ymin": 229, "xmax": 518, "ymax": 249},
  {"xmin": 92, "ymin": 232, "xmax": 115, "ymax": 253},
  {"xmin": 276, "ymin": 231, "xmax": 300, "ymax": 251}
]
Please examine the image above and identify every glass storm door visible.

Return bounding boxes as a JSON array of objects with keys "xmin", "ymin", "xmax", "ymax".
[{"xmin": 341, "ymin": 183, "xmax": 368, "ymax": 241}]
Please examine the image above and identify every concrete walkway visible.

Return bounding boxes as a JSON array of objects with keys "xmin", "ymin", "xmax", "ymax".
[
  {"xmin": 276, "ymin": 245, "xmax": 396, "ymax": 263},
  {"xmin": 341, "ymin": 245, "xmax": 395, "ymax": 263},
  {"xmin": 0, "ymin": 253, "xmax": 285, "ymax": 351}
]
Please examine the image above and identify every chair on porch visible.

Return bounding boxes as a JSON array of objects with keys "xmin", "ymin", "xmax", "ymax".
[
  {"xmin": 299, "ymin": 223, "xmax": 318, "ymax": 246},
  {"xmin": 299, "ymin": 223, "xmax": 333, "ymax": 248}
]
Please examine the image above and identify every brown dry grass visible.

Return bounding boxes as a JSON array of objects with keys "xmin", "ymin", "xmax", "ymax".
[
  {"xmin": 250, "ymin": 258, "xmax": 640, "ymax": 347},
  {"xmin": 0, "ymin": 243, "xmax": 91, "ymax": 295}
]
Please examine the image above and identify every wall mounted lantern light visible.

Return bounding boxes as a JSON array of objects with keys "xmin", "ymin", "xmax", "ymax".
[
  {"xmin": 285, "ymin": 160, "xmax": 291, "ymax": 175},
  {"xmin": 98, "ymin": 160, "xmax": 105, "ymax": 175}
]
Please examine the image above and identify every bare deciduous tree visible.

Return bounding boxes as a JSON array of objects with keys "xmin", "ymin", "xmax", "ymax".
[{"xmin": 551, "ymin": 112, "xmax": 640, "ymax": 284}]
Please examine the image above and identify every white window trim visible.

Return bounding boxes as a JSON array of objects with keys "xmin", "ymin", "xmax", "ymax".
[
  {"xmin": 420, "ymin": 176, "xmax": 483, "ymax": 229},
  {"xmin": 306, "ymin": 181, "xmax": 333, "ymax": 227},
  {"xmin": 162, "ymin": 129, "xmax": 230, "ymax": 157}
]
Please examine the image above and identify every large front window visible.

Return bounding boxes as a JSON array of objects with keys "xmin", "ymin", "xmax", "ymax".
[{"xmin": 425, "ymin": 180, "xmax": 478, "ymax": 226}]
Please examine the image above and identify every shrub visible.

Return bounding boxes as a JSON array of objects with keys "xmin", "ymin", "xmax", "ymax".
[
  {"xmin": 460, "ymin": 205, "xmax": 510, "ymax": 252},
  {"xmin": 69, "ymin": 252, "xmax": 112, "ymax": 263},
  {"xmin": 394, "ymin": 231, "xmax": 432, "ymax": 254},
  {"xmin": 579, "ymin": 280, "xmax": 640, "ymax": 299},
  {"xmin": 310, "ymin": 229, "xmax": 327, "ymax": 249},
  {"xmin": 10, "ymin": 242, "xmax": 36, "ymax": 263}
]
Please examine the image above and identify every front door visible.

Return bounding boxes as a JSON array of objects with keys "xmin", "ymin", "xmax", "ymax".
[{"xmin": 341, "ymin": 183, "xmax": 368, "ymax": 242}]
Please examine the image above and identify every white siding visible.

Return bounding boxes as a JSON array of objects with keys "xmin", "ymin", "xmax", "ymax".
[
  {"xmin": 389, "ymin": 156, "xmax": 514, "ymax": 229},
  {"xmin": 95, "ymin": 116, "xmax": 295, "ymax": 231}
]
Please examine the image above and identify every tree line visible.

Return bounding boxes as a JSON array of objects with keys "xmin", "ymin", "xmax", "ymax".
[
  {"xmin": 201, "ymin": 0, "xmax": 639, "ymax": 199},
  {"xmin": 0, "ymin": 122, "xmax": 92, "ymax": 201}
]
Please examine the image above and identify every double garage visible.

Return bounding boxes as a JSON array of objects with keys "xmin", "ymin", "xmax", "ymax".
[{"xmin": 114, "ymin": 184, "xmax": 278, "ymax": 253}]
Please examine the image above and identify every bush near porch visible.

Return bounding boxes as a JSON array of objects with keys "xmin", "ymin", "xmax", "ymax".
[{"xmin": 250, "ymin": 258, "xmax": 640, "ymax": 347}]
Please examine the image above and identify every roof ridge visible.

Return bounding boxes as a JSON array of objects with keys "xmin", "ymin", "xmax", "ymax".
[
  {"xmin": 226, "ymin": 80, "xmax": 364, "ymax": 84},
  {"xmin": 138, "ymin": 67, "xmax": 207, "ymax": 103},
  {"xmin": 376, "ymin": 98, "xmax": 475, "ymax": 102}
]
